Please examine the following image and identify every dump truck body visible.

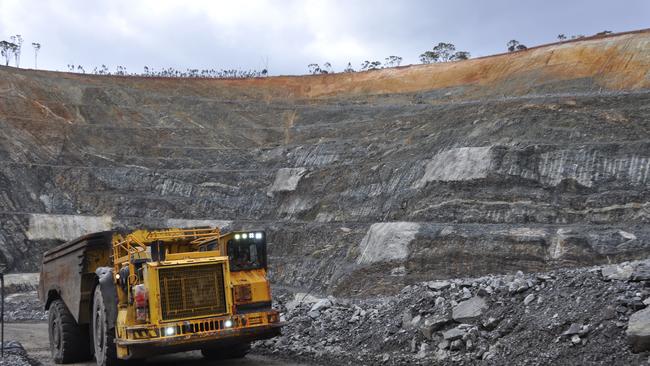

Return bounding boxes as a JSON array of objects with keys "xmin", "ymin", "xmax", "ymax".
[
  {"xmin": 38, "ymin": 231, "xmax": 113, "ymax": 325},
  {"xmin": 39, "ymin": 228, "xmax": 281, "ymax": 364}
]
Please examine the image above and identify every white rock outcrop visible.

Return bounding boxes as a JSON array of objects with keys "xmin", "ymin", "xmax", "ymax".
[
  {"xmin": 268, "ymin": 167, "xmax": 307, "ymax": 195},
  {"xmin": 26, "ymin": 214, "xmax": 113, "ymax": 241},
  {"xmin": 356, "ymin": 222, "xmax": 421, "ymax": 265},
  {"xmin": 414, "ymin": 147, "xmax": 492, "ymax": 187}
]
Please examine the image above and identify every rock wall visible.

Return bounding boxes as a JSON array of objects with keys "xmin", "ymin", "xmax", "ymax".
[{"xmin": 0, "ymin": 30, "xmax": 649, "ymax": 294}]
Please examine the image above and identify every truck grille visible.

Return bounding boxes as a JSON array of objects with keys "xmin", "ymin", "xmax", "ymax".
[{"xmin": 158, "ymin": 263, "xmax": 227, "ymax": 321}]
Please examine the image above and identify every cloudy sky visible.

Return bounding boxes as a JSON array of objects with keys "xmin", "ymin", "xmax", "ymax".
[{"xmin": 0, "ymin": 0, "xmax": 648, "ymax": 75}]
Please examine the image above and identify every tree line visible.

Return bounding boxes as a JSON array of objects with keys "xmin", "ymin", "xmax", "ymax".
[
  {"xmin": 0, "ymin": 35, "xmax": 42, "ymax": 68},
  {"xmin": 1, "ymin": 34, "xmax": 267, "ymax": 78},
  {"xmin": 306, "ymin": 30, "xmax": 615, "ymax": 74},
  {"xmin": 65, "ymin": 64, "xmax": 268, "ymax": 78},
  {"xmin": 0, "ymin": 30, "xmax": 616, "ymax": 78}
]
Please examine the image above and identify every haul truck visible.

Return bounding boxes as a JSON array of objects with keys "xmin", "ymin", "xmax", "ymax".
[{"xmin": 38, "ymin": 227, "xmax": 282, "ymax": 365}]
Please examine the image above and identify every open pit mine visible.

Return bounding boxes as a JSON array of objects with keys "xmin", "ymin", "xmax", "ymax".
[{"xmin": 1, "ymin": 29, "xmax": 650, "ymax": 365}]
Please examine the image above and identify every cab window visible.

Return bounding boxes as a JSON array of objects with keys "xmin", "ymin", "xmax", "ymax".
[{"xmin": 227, "ymin": 238, "xmax": 266, "ymax": 271}]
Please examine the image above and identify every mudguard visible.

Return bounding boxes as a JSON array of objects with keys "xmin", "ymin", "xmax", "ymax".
[{"xmin": 95, "ymin": 266, "xmax": 118, "ymax": 328}]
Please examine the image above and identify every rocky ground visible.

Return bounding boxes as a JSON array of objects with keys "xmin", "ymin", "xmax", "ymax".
[
  {"xmin": 254, "ymin": 260, "xmax": 650, "ymax": 365},
  {"xmin": 3, "ymin": 262, "xmax": 650, "ymax": 365},
  {"xmin": 0, "ymin": 341, "xmax": 38, "ymax": 366},
  {"xmin": 0, "ymin": 274, "xmax": 44, "ymax": 365},
  {"xmin": 2, "ymin": 274, "xmax": 46, "ymax": 322},
  {"xmin": 3, "ymin": 291, "xmax": 47, "ymax": 322}
]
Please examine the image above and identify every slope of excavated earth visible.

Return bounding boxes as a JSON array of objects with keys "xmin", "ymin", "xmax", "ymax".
[
  {"xmin": 0, "ymin": 30, "xmax": 649, "ymax": 300},
  {"xmin": 254, "ymin": 261, "xmax": 650, "ymax": 365}
]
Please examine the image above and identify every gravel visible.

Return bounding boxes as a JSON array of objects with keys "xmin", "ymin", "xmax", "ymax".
[
  {"xmin": 0, "ymin": 341, "xmax": 37, "ymax": 366},
  {"xmin": 254, "ymin": 262, "xmax": 650, "ymax": 365},
  {"xmin": 3, "ymin": 291, "xmax": 47, "ymax": 322},
  {"xmin": 5, "ymin": 262, "xmax": 650, "ymax": 365}
]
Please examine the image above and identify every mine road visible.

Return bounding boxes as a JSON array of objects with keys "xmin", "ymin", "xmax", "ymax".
[{"xmin": 5, "ymin": 322, "xmax": 306, "ymax": 366}]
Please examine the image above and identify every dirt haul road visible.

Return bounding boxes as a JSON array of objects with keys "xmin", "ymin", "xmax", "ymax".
[{"xmin": 5, "ymin": 322, "xmax": 306, "ymax": 366}]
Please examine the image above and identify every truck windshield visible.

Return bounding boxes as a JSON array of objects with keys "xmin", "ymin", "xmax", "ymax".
[{"xmin": 227, "ymin": 239, "xmax": 266, "ymax": 271}]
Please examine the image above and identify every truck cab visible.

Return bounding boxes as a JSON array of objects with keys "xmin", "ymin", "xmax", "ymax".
[
  {"xmin": 39, "ymin": 227, "xmax": 282, "ymax": 365},
  {"xmin": 219, "ymin": 231, "xmax": 274, "ymax": 315}
]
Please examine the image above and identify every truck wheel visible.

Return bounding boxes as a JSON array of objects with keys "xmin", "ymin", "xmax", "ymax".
[
  {"xmin": 201, "ymin": 342, "xmax": 251, "ymax": 359},
  {"xmin": 48, "ymin": 298, "xmax": 91, "ymax": 363},
  {"xmin": 92, "ymin": 286, "xmax": 120, "ymax": 366}
]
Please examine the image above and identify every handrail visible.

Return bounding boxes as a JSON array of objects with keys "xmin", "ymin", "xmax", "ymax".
[{"xmin": 111, "ymin": 227, "xmax": 222, "ymax": 270}]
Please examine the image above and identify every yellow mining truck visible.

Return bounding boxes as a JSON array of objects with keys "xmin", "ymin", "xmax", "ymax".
[{"xmin": 38, "ymin": 227, "xmax": 282, "ymax": 365}]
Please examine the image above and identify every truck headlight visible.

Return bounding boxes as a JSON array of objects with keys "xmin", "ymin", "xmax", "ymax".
[
  {"xmin": 255, "ymin": 232, "xmax": 263, "ymax": 239},
  {"xmin": 224, "ymin": 319, "xmax": 233, "ymax": 328},
  {"xmin": 234, "ymin": 234, "xmax": 241, "ymax": 240},
  {"xmin": 165, "ymin": 327, "xmax": 175, "ymax": 336},
  {"xmin": 242, "ymin": 233, "xmax": 248, "ymax": 239}
]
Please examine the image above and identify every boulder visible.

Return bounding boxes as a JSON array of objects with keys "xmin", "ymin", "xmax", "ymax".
[
  {"xmin": 508, "ymin": 279, "xmax": 529, "ymax": 294},
  {"xmin": 450, "ymin": 339, "xmax": 464, "ymax": 351},
  {"xmin": 477, "ymin": 286, "xmax": 493, "ymax": 297},
  {"xmin": 562, "ymin": 323, "xmax": 583, "ymax": 337},
  {"xmin": 286, "ymin": 293, "xmax": 321, "ymax": 311},
  {"xmin": 452, "ymin": 296, "xmax": 488, "ymax": 322},
  {"xmin": 627, "ymin": 307, "xmax": 650, "ymax": 352},
  {"xmin": 601, "ymin": 264, "xmax": 634, "ymax": 281},
  {"xmin": 309, "ymin": 298, "xmax": 332, "ymax": 313},
  {"xmin": 427, "ymin": 280, "xmax": 451, "ymax": 291},
  {"xmin": 435, "ymin": 296, "xmax": 445, "ymax": 307},
  {"xmin": 415, "ymin": 343, "xmax": 430, "ymax": 359},
  {"xmin": 410, "ymin": 315, "xmax": 422, "ymax": 328},
  {"xmin": 482, "ymin": 316, "xmax": 500, "ymax": 331},
  {"xmin": 420, "ymin": 315, "xmax": 452, "ymax": 339},
  {"xmin": 443, "ymin": 326, "xmax": 466, "ymax": 341},
  {"xmin": 434, "ymin": 349, "xmax": 450, "ymax": 361},
  {"xmin": 631, "ymin": 265, "xmax": 650, "ymax": 282},
  {"xmin": 438, "ymin": 339, "xmax": 450, "ymax": 350},
  {"xmin": 523, "ymin": 294, "xmax": 536, "ymax": 306},
  {"xmin": 401, "ymin": 310, "xmax": 413, "ymax": 329}
]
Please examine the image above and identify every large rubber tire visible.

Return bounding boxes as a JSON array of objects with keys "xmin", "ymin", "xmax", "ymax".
[
  {"xmin": 201, "ymin": 342, "xmax": 251, "ymax": 360},
  {"xmin": 92, "ymin": 286, "xmax": 120, "ymax": 366},
  {"xmin": 48, "ymin": 298, "xmax": 92, "ymax": 363}
]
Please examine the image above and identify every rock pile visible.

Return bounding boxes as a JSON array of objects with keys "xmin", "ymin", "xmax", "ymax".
[
  {"xmin": 3, "ymin": 291, "xmax": 47, "ymax": 322},
  {"xmin": 255, "ymin": 261, "xmax": 650, "ymax": 365},
  {"xmin": 0, "ymin": 341, "xmax": 34, "ymax": 366}
]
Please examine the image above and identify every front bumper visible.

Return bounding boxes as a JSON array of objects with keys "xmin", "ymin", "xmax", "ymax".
[
  {"xmin": 116, "ymin": 312, "xmax": 283, "ymax": 359},
  {"xmin": 117, "ymin": 322, "xmax": 283, "ymax": 347}
]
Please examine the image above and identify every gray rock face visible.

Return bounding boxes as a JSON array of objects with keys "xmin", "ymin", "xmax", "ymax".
[
  {"xmin": 627, "ymin": 307, "xmax": 650, "ymax": 352},
  {"xmin": 1, "ymin": 45, "xmax": 650, "ymax": 296},
  {"xmin": 452, "ymin": 296, "xmax": 488, "ymax": 322}
]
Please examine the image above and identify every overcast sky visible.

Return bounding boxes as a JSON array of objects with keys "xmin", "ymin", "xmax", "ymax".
[{"xmin": 1, "ymin": 0, "xmax": 648, "ymax": 76}]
